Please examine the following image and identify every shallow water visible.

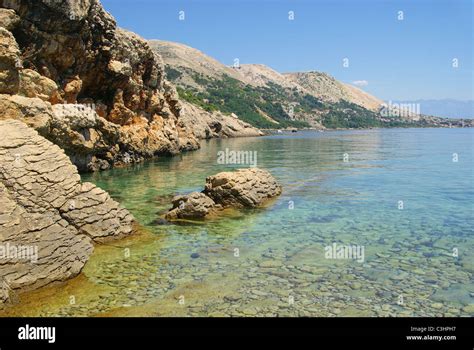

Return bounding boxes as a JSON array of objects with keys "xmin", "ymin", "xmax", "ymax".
[{"xmin": 3, "ymin": 128, "xmax": 473, "ymax": 317}]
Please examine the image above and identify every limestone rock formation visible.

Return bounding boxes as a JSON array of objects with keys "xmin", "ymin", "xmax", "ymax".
[
  {"xmin": 180, "ymin": 101, "xmax": 263, "ymax": 139},
  {"xmin": 0, "ymin": 93, "xmax": 52, "ymax": 133},
  {"xmin": 0, "ymin": 119, "xmax": 134, "ymax": 305},
  {"xmin": 165, "ymin": 192, "xmax": 218, "ymax": 220},
  {"xmin": 204, "ymin": 168, "xmax": 282, "ymax": 208},
  {"xmin": 0, "ymin": 0, "xmax": 201, "ymax": 171},
  {"xmin": 0, "ymin": 8, "xmax": 20, "ymax": 31},
  {"xmin": 19, "ymin": 69, "xmax": 61, "ymax": 103},
  {"xmin": 59, "ymin": 182, "xmax": 134, "ymax": 241},
  {"xmin": 0, "ymin": 26, "xmax": 20, "ymax": 94},
  {"xmin": 0, "ymin": 1, "xmax": 264, "ymax": 173},
  {"xmin": 49, "ymin": 104, "xmax": 122, "ymax": 172},
  {"xmin": 165, "ymin": 168, "xmax": 281, "ymax": 220},
  {"xmin": 0, "ymin": 181, "xmax": 93, "ymax": 303}
]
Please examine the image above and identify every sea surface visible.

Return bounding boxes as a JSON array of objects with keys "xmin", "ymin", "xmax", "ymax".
[{"xmin": 3, "ymin": 128, "xmax": 473, "ymax": 316}]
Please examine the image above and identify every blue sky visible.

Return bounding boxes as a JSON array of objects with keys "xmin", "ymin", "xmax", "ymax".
[{"xmin": 102, "ymin": 0, "xmax": 473, "ymax": 101}]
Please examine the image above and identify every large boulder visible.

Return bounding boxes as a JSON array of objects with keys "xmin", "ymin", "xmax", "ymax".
[
  {"xmin": 0, "ymin": 119, "xmax": 134, "ymax": 305},
  {"xmin": 165, "ymin": 192, "xmax": 217, "ymax": 220},
  {"xmin": 164, "ymin": 168, "xmax": 281, "ymax": 221},
  {"xmin": 204, "ymin": 168, "xmax": 282, "ymax": 208}
]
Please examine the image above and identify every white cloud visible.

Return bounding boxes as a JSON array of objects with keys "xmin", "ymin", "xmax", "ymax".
[{"xmin": 352, "ymin": 80, "xmax": 369, "ymax": 87}]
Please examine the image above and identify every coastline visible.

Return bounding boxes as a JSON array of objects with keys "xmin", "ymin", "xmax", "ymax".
[
  {"xmin": 0, "ymin": 0, "xmax": 472, "ymax": 320},
  {"xmin": 1, "ymin": 128, "xmax": 473, "ymax": 317},
  {"xmin": 261, "ymin": 123, "xmax": 473, "ymax": 134}
]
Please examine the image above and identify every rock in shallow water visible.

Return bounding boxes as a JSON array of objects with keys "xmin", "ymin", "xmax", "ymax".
[
  {"xmin": 259, "ymin": 260, "xmax": 283, "ymax": 268},
  {"xmin": 165, "ymin": 192, "xmax": 217, "ymax": 220},
  {"xmin": 164, "ymin": 168, "xmax": 282, "ymax": 220},
  {"xmin": 152, "ymin": 218, "xmax": 171, "ymax": 226},
  {"xmin": 462, "ymin": 304, "xmax": 474, "ymax": 315},
  {"xmin": 204, "ymin": 168, "xmax": 282, "ymax": 208},
  {"xmin": 0, "ymin": 119, "xmax": 134, "ymax": 305}
]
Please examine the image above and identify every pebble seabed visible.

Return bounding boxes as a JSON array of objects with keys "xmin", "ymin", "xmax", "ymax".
[{"xmin": 1, "ymin": 129, "xmax": 473, "ymax": 317}]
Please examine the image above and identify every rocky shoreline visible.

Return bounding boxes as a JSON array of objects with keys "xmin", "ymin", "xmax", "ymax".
[
  {"xmin": 0, "ymin": 0, "xmax": 262, "ymax": 306},
  {"xmin": 261, "ymin": 119, "xmax": 474, "ymax": 134},
  {"xmin": 0, "ymin": 0, "xmax": 261, "ymax": 173},
  {"xmin": 0, "ymin": 119, "xmax": 134, "ymax": 305},
  {"xmin": 1, "ymin": 0, "xmax": 471, "ymax": 316}
]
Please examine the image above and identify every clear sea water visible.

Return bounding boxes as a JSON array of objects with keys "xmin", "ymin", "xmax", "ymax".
[{"xmin": 3, "ymin": 128, "xmax": 473, "ymax": 316}]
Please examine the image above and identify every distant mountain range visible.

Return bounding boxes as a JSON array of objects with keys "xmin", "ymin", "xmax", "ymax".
[
  {"xmin": 150, "ymin": 40, "xmax": 471, "ymax": 129},
  {"xmin": 150, "ymin": 40, "xmax": 384, "ymax": 129},
  {"xmin": 392, "ymin": 100, "xmax": 473, "ymax": 119}
]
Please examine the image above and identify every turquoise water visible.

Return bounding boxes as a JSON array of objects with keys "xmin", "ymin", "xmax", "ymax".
[{"xmin": 8, "ymin": 128, "xmax": 473, "ymax": 317}]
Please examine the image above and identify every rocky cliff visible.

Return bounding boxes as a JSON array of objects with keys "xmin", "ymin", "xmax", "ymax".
[
  {"xmin": 0, "ymin": 0, "xmax": 259, "ymax": 173},
  {"xmin": 0, "ymin": 119, "xmax": 134, "ymax": 305}
]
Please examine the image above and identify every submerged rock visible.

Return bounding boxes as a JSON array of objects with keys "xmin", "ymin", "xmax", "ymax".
[
  {"xmin": 152, "ymin": 218, "xmax": 171, "ymax": 226},
  {"xmin": 462, "ymin": 304, "xmax": 474, "ymax": 315},
  {"xmin": 0, "ymin": 120, "xmax": 134, "ymax": 305},
  {"xmin": 259, "ymin": 260, "xmax": 283, "ymax": 268},
  {"xmin": 164, "ymin": 168, "xmax": 281, "ymax": 221}
]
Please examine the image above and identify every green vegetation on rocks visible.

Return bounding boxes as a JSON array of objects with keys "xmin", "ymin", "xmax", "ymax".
[
  {"xmin": 175, "ymin": 73, "xmax": 311, "ymax": 129},
  {"xmin": 173, "ymin": 72, "xmax": 436, "ymax": 130}
]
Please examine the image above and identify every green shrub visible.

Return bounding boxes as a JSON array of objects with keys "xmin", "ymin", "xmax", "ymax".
[{"xmin": 165, "ymin": 66, "xmax": 182, "ymax": 81}]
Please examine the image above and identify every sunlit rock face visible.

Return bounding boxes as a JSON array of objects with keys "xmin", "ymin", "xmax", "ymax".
[
  {"xmin": 164, "ymin": 168, "xmax": 282, "ymax": 220},
  {"xmin": 0, "ymin": 119, "xmax": 134, "ymax": 306},
  {"xmin": 0, "ymin": 0, "xmax": 200, "ymax": 171},
  {"xmin": 204, "ymin": 168, "xmax": 282, "ymax": 208}
]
